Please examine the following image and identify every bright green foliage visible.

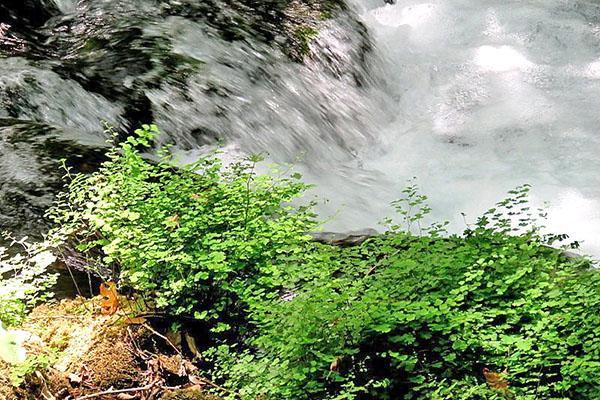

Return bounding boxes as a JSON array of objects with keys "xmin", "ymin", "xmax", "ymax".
[
  {"xmin": 8, "ymin": 349, "xmax": 59, "ymax": 386},
  {"xmin": 209, "ymin": 187, "xmax": 600, "ymax": 400},
  {"xmin": 46, "ymin": 127, "xmax": 600, "ymax": 400},
  {"xmin": 49, "ymin": 124, "xmax": 318, "ymax": 327},
  {"xmin": 0, "ymin": 238, "xmax": 58, "ymax": 327}
]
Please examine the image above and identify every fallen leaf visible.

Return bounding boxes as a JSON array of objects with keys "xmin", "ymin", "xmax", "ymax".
[
  {"xmin": 184, "ymin": 333, "xmax": 200, "ymax": 359},
  {"xmin": 116, "ymin": 394, "xmax": 138, "ymax": 399},
  {"xmin": 182, "ymin": 359, "xmax": 198, "ymax": 374},
  {"xmin": 330, "ymin": 356, "xmax": 342, "ymax": 372},
  {"xmin": 99, "ymin": 282, "xmax": 119, "ymax": 315},
  {"xmin": 68, "ymin": 373, "xmax": 82, "ymax": 384},
  {"xmin": 483, "ymin": 367, "xmax": 510, "ymax": 391},
  {"xmin": 165, "ymin": 214, "xmax": 181, "ymax": 229}
]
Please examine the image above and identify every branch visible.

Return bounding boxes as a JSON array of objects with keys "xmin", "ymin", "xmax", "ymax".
[
  {"xmin": 142, "ymin": 323, "xmax": 182, "ymax": 355},
  {"xmin": 74, "ymin": 383, "xmax": 154, "ymax": 400}
]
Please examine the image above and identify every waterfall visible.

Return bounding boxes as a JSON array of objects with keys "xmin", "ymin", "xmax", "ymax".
[
  {"xmin": 317, "ymin": 0, "xmax": 600, "ymax": 254},
  {"xmin": 0, "ymin": 0, "xmax": 599, "ymax": 255}
]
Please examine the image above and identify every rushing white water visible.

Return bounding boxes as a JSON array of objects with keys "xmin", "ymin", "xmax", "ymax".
[
  {"xmin": 169, "ymin": 0, "xmax": 600, "ymax": 256},
  {"xmin": 298, "ymin": 0, "xmax": 600, "ymax": 255},
  {"xmin": 2, "ymin": 0, "xmax": 600, "ymax": 255}
]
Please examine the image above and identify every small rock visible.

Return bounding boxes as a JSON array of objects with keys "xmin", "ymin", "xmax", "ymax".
[{"xmin": 310, "ymin": 229, "xmax": 378, "ymax": 246}]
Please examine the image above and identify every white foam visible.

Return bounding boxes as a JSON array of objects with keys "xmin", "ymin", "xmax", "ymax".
[
  {"xmin": 322, "ymin": 0, "xmax": 600, "ymax": 256},
  {"xmin": 164, "ymin": 1, "xmax": 600, "ymax": 257},
  {"xmin": 372, "ymin": 3, "xmax": 439, "ymax": 28},
  {"xmin": 474, "ymin": 45, "xmax": 533, "ymax": 72}
]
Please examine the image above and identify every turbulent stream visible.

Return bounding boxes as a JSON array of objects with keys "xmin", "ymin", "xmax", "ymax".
[{"xmin": 1, "ymin": 0, "xmax": 600, "ymax": 255}]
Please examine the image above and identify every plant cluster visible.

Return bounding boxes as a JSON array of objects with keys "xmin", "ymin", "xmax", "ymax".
[
  {"xmin": 214, "ymin": 189, "xmax": 598, "ymax": 399},
  {"xmin": 0, "ymin": 237, "xmax": 58, "ymax": 327},
  {"xmin": 14, "ymin": 126, "xmax": 600, "ymax": 399},
  {"xmin": 48, "ymin": 125, "xmax": 318, "ymax": 334}
]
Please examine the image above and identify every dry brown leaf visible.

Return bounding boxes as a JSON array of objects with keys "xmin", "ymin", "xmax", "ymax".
[
  {"xmin": 330, "ymin": 356, "xmax": 342, "ymax": 372},
  {"xmin": 116, "ymin": 394, "xmax": 138, "ymax": 400},
  {"xmin": 67, "ymin": 373, "xmax": 82, "ymax": 384},
  {"xmin": 182, "ymin": 359, "xmax": 197, "ymax": 374},
  {"xmin": 184, "ymin": 333, "xmax": 200, "ymax": 359},
  {"xmin": 483, "ymin": 367, "xmax": 510, "ymax": 390},
  {"xmin": 165, "ymin": 214, "xmax": 181, "ymax": 229},
  {"xmin": 166, "ymin": 329, "xmax": 182, "ymax": 349},
  {"xmin": 99, "ymin": 282, "xmax": 119, "ymax": 315}
]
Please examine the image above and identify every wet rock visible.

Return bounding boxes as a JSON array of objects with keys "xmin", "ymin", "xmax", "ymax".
[
  {"xmin": 0, "ymin": 120, "xmax": 107, "ymax": 238},
  {"xmin": 0, "ymin": 0, "xmax": 59, "ymax": 29},
  {"xmin": 304, "ymin": 13, "xmax": 375, "ymax": 85},
  {"xmin": 0, "ymin": 0, "xmax": 386, "ymax": 240},
  {"xmin": 6, "ymin": 0, "xmax": 375, "ymax": 134},
  {"xmin": 284, "ymin": 0, "xmax": 375, "ymax": 85},
  {"xmin": 0, "ymin": 0, "xmax": 58, "ymax": 57},
  {"xmin": 311, "ymin": 228, "xmax": 378, "ymax": 246}
]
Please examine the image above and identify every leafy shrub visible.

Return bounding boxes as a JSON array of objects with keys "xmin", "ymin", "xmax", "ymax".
[
  {"xmin": 208, "ymin": 187, "xmax": 599, "ymax": 400},
  {"xmin": 0, "ymin": 237, "xmax": 58, "ymax": 327},
  {"xmin": 47, "ymin": 127, "xmax": 600, "ymax": 399},
  {"xmin": 49, "ymin": 124, "xmax": 318, "ymax": 330},
  {"xmin": 8, "ymin": 349, "xmax": 59, "ymax": 386}
]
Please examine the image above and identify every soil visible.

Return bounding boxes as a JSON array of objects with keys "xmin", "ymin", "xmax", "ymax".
[{"xmin": 0, "ymin": 296, "xmax": 219, "ymax": 400}]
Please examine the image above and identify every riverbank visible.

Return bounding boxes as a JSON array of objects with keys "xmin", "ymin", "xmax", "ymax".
[{"xmin": 1, "ymin": 129, "xmax": 598, "ymax": 399}]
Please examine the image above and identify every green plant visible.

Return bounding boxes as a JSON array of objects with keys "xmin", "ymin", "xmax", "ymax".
[
  {"xmin": 206, "ymin": 185, "xmax": 599, "ymax": 400},
  {"xmin": 294, "ymin": 26, "xmax": 319, "ymax": 57},
  {"xmin": 44, "ymin": 126, "xmax": 599, "ymax": 400},
  {"xmin": 49, "ymin": 125, "xmax": 319, "ymax": 332},
  {"xmin": 0, "ymin": 237, "xmax": 58, "ymax": 327},
  {"xmin": 8, "ymin": 349, "xmax": 59, "ymax": 387}
]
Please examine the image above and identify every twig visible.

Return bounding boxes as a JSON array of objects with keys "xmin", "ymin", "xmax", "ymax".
[
  {"xmin": 142, "ymin": 323, "xmax": 182, "ymax": 355},
  {"xmin": 27, "ymin": 315, "xmax": 87, "ymax": 320},
  {"xmin": 74, "ymin": 383, "xmax": 154, "ymax": 400},
  {"xmin": 87, "ymin": 271, "xmax": 93, "ymax": 297},
  {"xmin": 125, "ymin": 327, "xmax": 147, "ymax": 359},
  {"xmin": 65, "ymin": 263, "xmax": 83, "ymax": 298},
  {"xmin": 191, "ymin": 376, "xmax": 239, "ymax": 398}
]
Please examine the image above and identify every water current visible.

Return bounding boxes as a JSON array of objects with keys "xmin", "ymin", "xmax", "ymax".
[{"xmin": 1, "ymin": 0, "xmax": 600, "ymax": 255}]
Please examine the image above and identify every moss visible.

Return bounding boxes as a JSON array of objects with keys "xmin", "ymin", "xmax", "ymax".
[
  {"xmin": 318, "ymin": 0, "xmax": 345, "ymax": 19},
  {"xmin": 294, "ymin": 25, "xmax": 319, "ymax": 57},
  {"xmin": 78, "ymin": 327, "xmax": 142, "ymax": 389},
  {"xmin": 4, "ymin": 298, "xmax": 144, "ymax": 398},
  {"xmin": 282, "ymin": 0, "xmax": 348, "ymax": 61}
]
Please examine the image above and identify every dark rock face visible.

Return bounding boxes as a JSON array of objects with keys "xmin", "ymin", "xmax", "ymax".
[
  {"xmin": 0, "ymin": 0, "xmax": 382, "ymax": 238},
  {"xmin": 0, "ymin": 0, "xmax": 59, "ymax": 28},
  {"xmin": 0, "ymin": 120, "xmax": 107, "ymax": 238},
  {"xmin": 0, "ymin": 0, "xmax": 59, "ymax": 56}
]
